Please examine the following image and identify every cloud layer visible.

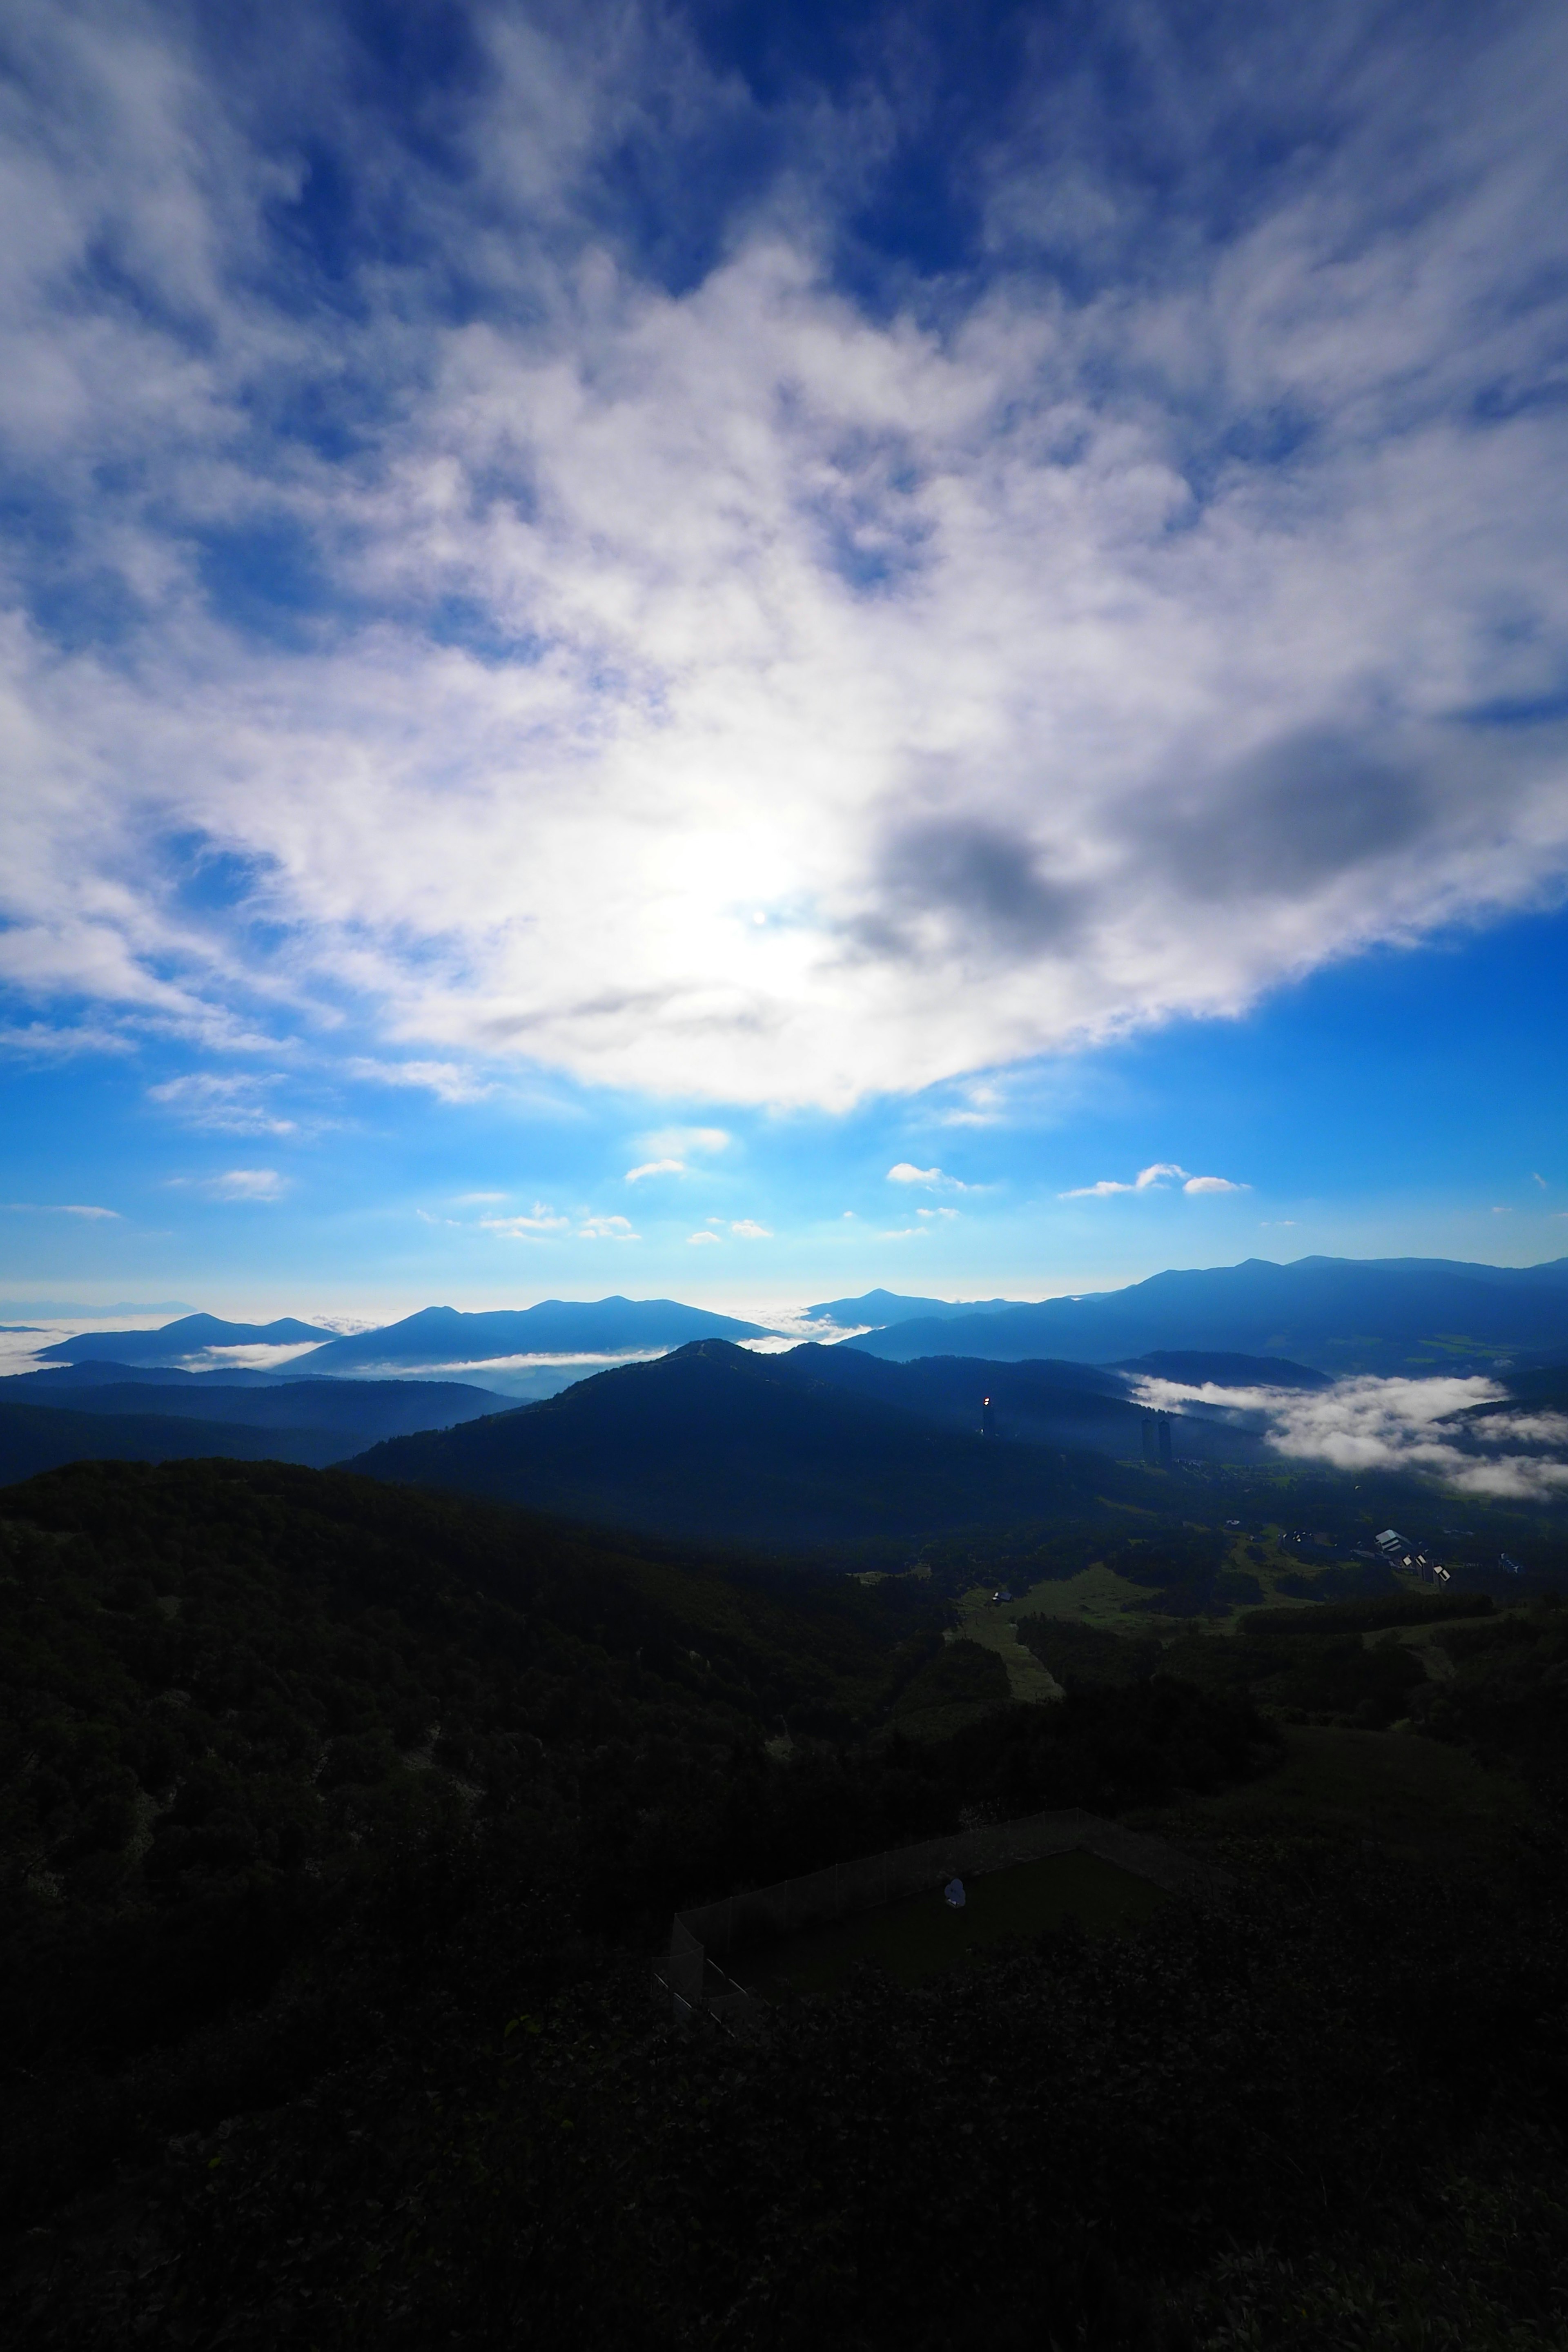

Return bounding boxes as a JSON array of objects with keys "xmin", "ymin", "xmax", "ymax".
[
  {"xmin": 2, "ymin": 2, "xmax": 1567, "ymax": 1109},
  {"xmin": 1137, "ymin": 1373, "xmax": 1568, "ymax": 1501}
]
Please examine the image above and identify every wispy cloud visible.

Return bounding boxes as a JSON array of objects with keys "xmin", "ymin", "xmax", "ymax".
[
  {"xmin": 203, "ymin": 1169, "xmax": 287, "ymax": 1203},
  {"xmin": 0, "ymin": 1021, "xmax": 136, "ymax": 1059},
  {"xmin": 347, "ymin": 1060, "xmax": 497, "ymax": 1105},
  {"xmin": 3, "ymin": 1201, "xmax": 120, "ymax": 1218},
  {"xmin": 478, "ymin": 1203, "xmax": 571, "ymax": 1237},
  {"xmin": 148, "ymin": 1072, "xmax": 299, "ymax": 1136},
  {"xmin": 1, "ymin": 4, "xmax": 1566, "ymax": 1114},
  {"xmin": 626, "ymin": 1158, "xmax": 686, "ymax": 1182}
]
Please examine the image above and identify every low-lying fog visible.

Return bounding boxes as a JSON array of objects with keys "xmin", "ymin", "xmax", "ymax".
[{"xmin": 1134, "ymin": 1374, "xmax": 1568, "ymax": 1501}]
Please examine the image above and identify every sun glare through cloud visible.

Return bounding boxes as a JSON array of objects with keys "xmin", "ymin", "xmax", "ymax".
[{"xmin": 0, "ymin": 1, "xmax": 1565, "ymax": 1120}]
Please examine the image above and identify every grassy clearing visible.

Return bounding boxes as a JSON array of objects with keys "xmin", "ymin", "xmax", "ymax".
[
  {"xmin": 737, "ymin": 1849, "xmax": 1170, "ymax": 1998},
  {"xmin": 948, "ymin": 1600, "xmax": 1064, "ymax": 1701}
]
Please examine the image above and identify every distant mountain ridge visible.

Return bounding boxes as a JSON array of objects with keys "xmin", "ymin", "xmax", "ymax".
[
  {"xmin": 38, "ymin": 1313, "xmax": 334, "ymax": 1366},
  {"xmin": 295, "ymin": 1298, "xmax": 777, "ymax": 1371},
  {"xmin": 804, "ymin": 1290, "xmax": 1020, "ymax": 1328},
  {"xmin": 848, "ymin": 1256, "xmax": 1568, "ymax": 1376}
]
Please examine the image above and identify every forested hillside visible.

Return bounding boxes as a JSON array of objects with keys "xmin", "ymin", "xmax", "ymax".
[
  {"xmin": 345, "ymin": 1338, "xmax": 1140, "ymax": 1541},
  {"xmin": 4, "ymin": 1455, "xmax": 1568, "ymax": 2347}
]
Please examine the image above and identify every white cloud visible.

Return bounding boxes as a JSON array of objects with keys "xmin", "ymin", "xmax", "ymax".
[
  {"xmin": 479, "ymin": 1203, "xmax": 571, "ymax": 1237},
  {"xmin": 455, "ymin": 1191, "xmax": 508, "ymax": 1204},
  {"xmin": 878, "ymin": 1226, "xmax": 929, "ymax": 1239},
  {"xmin": 1062, "ymin": 1162, "xmax": 1245, "ymax": 1198},
  {"xmin": 577, "ymin": 1214, "xmax": 638, "ymax": 1240},
  {"xmin": 206, "ymin": 1169, "xmax": 286, "ymax": 1202},
  {"xmin": 687, "ymin": 1229, "xmax": 720, "ymax": 1244},
  {"xmin": 147, "ymin": 1071, "xmax": 298, "ymax": 1136},
  {"xmin": 626, "ymin": 1158, "xmax": 686, "ymax": 1182},
  {"xmin": 1, "ymin": 7, "xmax": 1566, "ymax": 1111},
  {"xmin": 1136, "ymin": 1372, "xmax": 1568, "ymax": 1502},
  {"xmin": 637, "ymin": 1128, "xmax": 731, "ymax": 1160},
  {"xmin": 729, "ymin": 1218, "xmax": 772, "ymax": 1238},
  {"xmin": 347, "ymin": 1060, "xmax": 498, "ymax": 1105},
  {"xmin": 3, "ymin": 1201, "xmax": 120, "ymax": 1218},
  {"xmin": 887, "ymin": 1163, "xmax": 979, "ymax": 1192},
  {"xmin": 0, "ymin": 1020, "xmax": 136, "ymax": 1058}
]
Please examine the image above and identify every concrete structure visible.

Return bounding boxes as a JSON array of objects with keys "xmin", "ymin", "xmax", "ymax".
[{"xmin": 654, "ymin": 1807, "xmax": 1230, "ymax": 2025}]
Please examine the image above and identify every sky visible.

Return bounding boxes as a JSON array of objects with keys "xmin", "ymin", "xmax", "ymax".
[{"xmin": 2, "ymin": 0, "xmax": 1567, "ymax": 1324}]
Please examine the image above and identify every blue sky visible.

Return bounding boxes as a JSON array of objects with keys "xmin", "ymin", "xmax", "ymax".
[{"xmin": 2, "ymin": 0, "xmax": 1566, "ymax": 1322}]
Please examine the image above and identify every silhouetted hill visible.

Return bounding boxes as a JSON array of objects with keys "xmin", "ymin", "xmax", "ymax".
[
  {"xmin": 0, "ymin": 1397, "xmax": 354, "ymax": 1482},
  {"xmin": 37, "ymin": 1312, "xmax": 333, "ymax": 1366},
  {"xmin": 345, "ymin": 1339, "xmax": 1114, "ymax": 1543},
  {"xmin": 1114, "ymin": 1351, "xmax": 1330, "ymax": 1390},
  {"xmin": 0, "ymin": 1374, "xmax": 511, "ymax": 1444},
  {"xmin": 298, "ymin": 1296, "xmax": 776, "ymax": 1372},
  {"xmin": 849, "ymin": 1256, "xmax": 1568, "ymax": 1374}
]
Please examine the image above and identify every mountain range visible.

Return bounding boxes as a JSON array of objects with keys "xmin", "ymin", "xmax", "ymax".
[
  {"xmin": 849, "ymin": 1257, "xmax": 1568, "ymax": 1375},
  {"xmin": 804, "ymin": 1289, "xmax": 1018, "ymax": 1329},
  {"xmin": 36, "ymin": 1312, "xmax": 335, "ymax": 1366},
  {"xmin": 295, "ymin": 1297, "xmax": 774, "ymax": 1371},
  {"xmin": 24, "ymin": 1259, "xmax": 1568, "ymax": 1386}
]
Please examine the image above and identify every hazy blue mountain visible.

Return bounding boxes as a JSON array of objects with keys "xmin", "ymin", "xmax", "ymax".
[
  {"xmin": 1114, "ymin": 1352, "xmax": 1331, "ymax": 1390},
  {"xmin": 803, "ymin": 1289, "xmax": 1019, "ymax": 1328},
  {"xmin": 37, "ymin": 1312, "xmax": 334, "ymax": 1366},
  {"xmin": 0, "ymin": 1399, "xmax": 354, "ymax": 1483},
  {"xmin": 3, "ymin": 1360, "xmax": 292, "ymax": 1389},
  {"xmin": 847, "ymin": 1257, "xmax": 1568, "ymax": 1375},
  {"xmin": 344, "ymin": 1339, "xmax": 1107, "ymax": 1544},
  {"xmin": 0, "ymin": 1373, "xmax": 511, "ymax": 1443},
  {"xmin": 298, "ymin": 1298, "xmax": 777, "ymax": 1372}
]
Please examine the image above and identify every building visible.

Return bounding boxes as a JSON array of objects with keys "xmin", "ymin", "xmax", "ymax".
[{"xmin": 1141, "ymin": 1410, "xmax": 1173, "ymax": 1469}]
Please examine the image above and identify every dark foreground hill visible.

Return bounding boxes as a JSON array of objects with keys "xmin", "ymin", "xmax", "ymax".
[
  {"xmin": 0, "ymin": 1373, "xmax": 510, "ymax": 1443},
  {"xmin": 5, "ymin": 1459, "xmax": 1568, "ymax": 2349},
  {"xmin": 345, "ymin": 1339, "xmax": 1127, "ymax": 1542},
  {"xmin": 851, "ymin": 1253, "xmax": 1568, "ymax": 1373},
  {"xmin": 0, "ymin": 1397, "xmax": 359, "ymax": 1481},
  {"xmin": 770, "ymin": 1343, "xmax": 1157, "ymax": 1448}
]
